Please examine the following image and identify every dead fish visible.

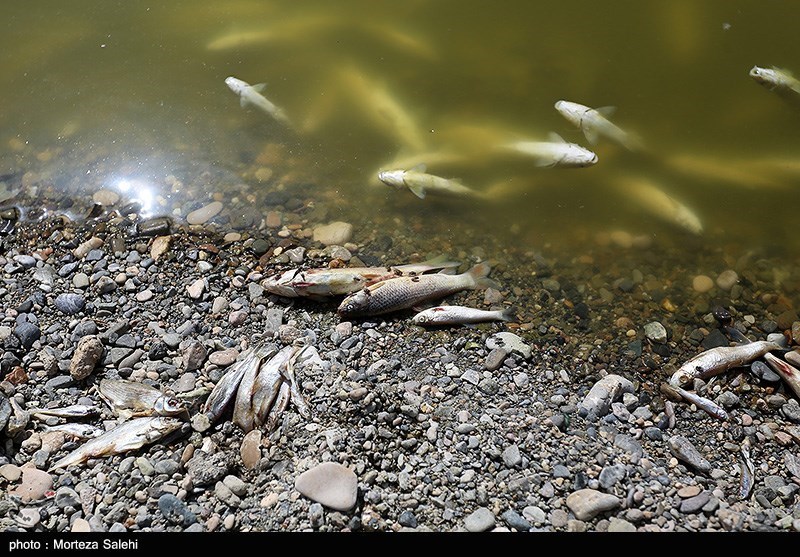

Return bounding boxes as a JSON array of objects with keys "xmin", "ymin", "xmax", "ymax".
[
  {"xmin": 739, "ymin": 437, "xmax": 755, "ymax": 500},
  {"xmin": 283, "ymin": 346, "xmax": 313, "ymax": 419},
  {"xmin": 98, "ymin": 379, "xmax": 186, "ymax": 419},
  {"xmin": 226, "ymin": 76, "xmax": 293, "ymax": 128},
  {"xmin": 233, "ymin": 344, "xmax": 280, "ymax": 432},
  {"xmin": 500, "ymin": 133, "xmax": 598, "ymax": 168},
  {"xmin": 750, "ymin": 66, "xmax": 800, "ymax": 97},
  {"xmin": 613, "ymin": 175, "xmax": 703, "ymax": 235},
  {"xmin": 48, "ymin": 416, "xmax": 184, "ymax": 471},
  {"xmin": 30, "ymin": 404, "xmax": 100, "ymax": 420},
  {"xmin": 763, "ymin": 352, "xmax": 800, "ymax": 399},
  {"xmin": 554, "ymin": 100, "xmax": 642, "ymax": 151},
  {"xmin": 246, "ymin": 345, "xmax": 294, "ymax": 431},
  {"xmin": 261, "ymin": 254, "xmax": 461, "ymax": 298},
  {"xmin": 669, "ymin": 340, "xmax": 782, "ymax": 387},
  {"xmin": 202, "ymin": 348, "xmax": 262, "ymax": 423},
  {"xmin": 413, "ymin": 305, "xmax": 516, "ymax": 326},
  {"xmin": 660, "ymin": 383, "xmax": 729, "ymax": 421},
  {"xmin": 263, "ymin": 381, "xmax": 292, "ymax": 435},
  {"xmin": 44, "ymin": 423, "xmax": 105, "ymax": 440},
  {"xmin": 338, "ymin": 263, "xmax": 494, "ymax": 318},
  {"xmin": 378, "ymin": 164, "xmax": 485, "ymax": 200}
]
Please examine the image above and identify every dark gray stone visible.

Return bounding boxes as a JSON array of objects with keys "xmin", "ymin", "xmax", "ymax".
[
  {"xmin": 157, "ymin": 494, "xmax": 197, "ymax": 526},
  {"xmin": 14, "ymin": 322, "xmax": 40, "ymax": 350},
  {"xmin": 501, "ymin": 509, "xmax": 531, "ymax": 531},
  {"xmin": 54, "ymin": 293, "xmax": 85, "ymax": 315}
]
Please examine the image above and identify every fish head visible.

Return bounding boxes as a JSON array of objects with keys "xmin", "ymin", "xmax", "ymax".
[
  {"xmin": 337, "ymin": 289, "xmax": 370, "ymax": 317},
  {"xmin": 668, "ymin": 364, "xmax": 696, "ymax": 388},
  {"xmin": 412, "ymin": 310, "xmax": 434, "ymax": 325},
  {"xmin": 377, "ymin": 169, "xmax": 406, "ymax": 189},
  {"xmin": 749, "ymin": 66, "xmax": 779, "ymax": 86},
  {"xmin": 261, "ymin": 270, "xmax": 302, "ymax": 297},
  {"xmin": 154, "ymin": 395, "xmax": 187, "ymax": 417},
  {"xmin": 554, "ymin": 100, "xmax": 586, "ymax": 127},
  {"xmin": 225, "ymin": 76, "xmax": 246, "ymax": 95}
]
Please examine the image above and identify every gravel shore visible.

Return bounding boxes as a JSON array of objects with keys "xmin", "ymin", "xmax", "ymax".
[{"xmin": 1, "ymin": 169, "xmax": 799, "ymax": 533}]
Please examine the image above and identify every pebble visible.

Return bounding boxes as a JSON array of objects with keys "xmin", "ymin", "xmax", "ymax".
[
  {"xmin": 692, "ymin": 275, "xmax": 714, "ymax": 293},
  {"xmin": 208, "ymin": 348, "xmax": 238, "ymax": 367},
  {"xmin": 186, "ymin": 451, "xmax": 231, "ymax": 486},
  {"xmin": 150, "ymin": 235, "xmax": 172, "ymax": 261},
  {"xmin": 186, "ymin": 201, "xmax": 223, "ymax": 225},
  {"xmin": 502, "ymin": 444, "xmax": 522, "ymax": 467},
  {"xmin": 136, "ymin": 289, "xmax": 153, "ymax": 302},
  {"xmin": 565, "ymin": 489, "xmax": 620, "ymax": 521},
  {"xmin": 484, "ymin": 348, "xmax": 507, "ymax": 371},
  {"xmin": 240, "ymin": 430, "xmax": 262, "ymax": 470},
  {"xmin": 644, "ymin": 321, "xmax": 668, "ymax": 344},
  {"xmin": 73, "ymin": 237, "xmax": 103, "ymax": 259},
  {"xmin": 485, "ymin": 332, "xmax": 531, "ymax": 359},
  {"xmin": 9, "ymin": 468, "xmax": 53, "ymax": 503},
  {"xmin": 70, "ymin": 335, "xmax": 105, "ymax": 380},
  {"xmin": 71, "ymin": 518, "xmax": 91, "ymax": 532},
  {"xmin": 607, "ymin": 517, "xmax": 636, "ymax": 532},
  {"xmin": 464, "ymin": 507, "xmax": 496, "ymax": 532},
  {"xmin": 186, "ymin": 278, "xmax": 205, "ymax": 299},
  {"xmin": 294, "ymin": 462, "xmax": 358, "ymax": 511},
  {"xmin": 158, "ymin": 494, "xmax": 197, "ymax": 526},
  {"xmin": 313, "ymin": 221, "xmax": 353, "ymax": 246},
  {"xmin": 55, "ymin": 486, "xmax": 80, "ymax": 509},
  {"xmin": 0, "ymin": 464, "xmax": 21, "ymax": 481},
  {"xmin": 579, "ymin": 374, "xmax": 635, "ymax": 419},
  {"xmin": 680, "ymin": 492, "xmax": 711, "ymax": 514},
  {"xmin": 54, "ymin": 293, "xmax": 86, "ymax": 315},
  {"xmin": 716, "ymin": 270, "xmax": 739, "ymax": 291},
  {"xmin": 14, "ymin": 322, "xmax": 40, "ymax": 350},
  {"xmin": 182, "ymin": 340, "xmax": 207, "ymax": 372},
  {"xmin": 668, "ymin": 435, "xmax": 712, "ymax": 473}
]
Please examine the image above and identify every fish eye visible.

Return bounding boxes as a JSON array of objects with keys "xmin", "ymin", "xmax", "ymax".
[{"xmin": 417, "ymin": 315, "xmax": 429, "ymax": 323}]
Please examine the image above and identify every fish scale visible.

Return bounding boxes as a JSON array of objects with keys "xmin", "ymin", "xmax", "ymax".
[{"xmin": 338, "ymin": 263, "xmax": 491, "ymax": 317}]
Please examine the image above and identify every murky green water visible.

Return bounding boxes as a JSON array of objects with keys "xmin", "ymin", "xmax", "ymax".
[{"xmin": 2, "ymin": 1, "xmax": 799, "ymax": 255}]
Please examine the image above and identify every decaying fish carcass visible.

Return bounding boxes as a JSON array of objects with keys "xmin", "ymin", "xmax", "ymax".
[{"xmin": 203, "ymin": 342, "xmax": 320, "ymax": 434}]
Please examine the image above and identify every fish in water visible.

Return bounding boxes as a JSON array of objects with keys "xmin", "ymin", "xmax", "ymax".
[
  {"xmin": 261, "ymin": 254, "xmax": 461, "ymax": 298},
  {"xmin": 749, "ymin": 66, "xmax": 800, "ymax": 97},
  {"xmin": 554, "ymin": 100, "xmax": 642, "ymax": 151},
  {"xmin": 338, "ymin": 263, "xmax": 494, "ymax": 318},
  {"xmin": 500, "ymin": 133, "xmax": 598, "ymax": 168},
  {"xmin": 413, "ymin": 305, "xmax": 516, "ymax": 326},
  {"xmin": 48, "ymin": 416, "xmax": 184, "ymax": 471},
  {"xmin": 378, "ymin": 165, "xmax": 484, "ymax": 199},
  {"xmin": 612, "ymin": 175, "xmax": 703, "ymax": 235},
  {"xmin": 225, "ymin": 76, "xmax": 293, "ymax": 127}
]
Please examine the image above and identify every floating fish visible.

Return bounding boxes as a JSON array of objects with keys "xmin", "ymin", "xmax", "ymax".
[
  {"xmin": 412, "ymin": 305, "xmax": 516, "ymax": 326},
  {"xmin": 669, "ymin": 340, "xmax": 782, "ymax": 387},
  {"xmin": 49, "ymin": 416, "xmax": 184, "ymax": 471},
  {"xmin": 261, "ymin": 254, "xmax": 461, "ymax": 298},
  {"xmin": 98, "ymin": 379, "xmax": 186, "ymax": 420},
  {"xmin": 378, "ymin": 164, "xmax": 484, "ymax": 199},
  {"xmin": 225, "ymin": 76, "xmax": 293, "ymax": 127},
  {"xmin": 613, "ymin": 175, "xmax": 703, "ymax": 235},
  {"xmin": 554, "ymin": 100, "xmax": 641, "ymax": 151},
  {"xmin": 338, "ymin": 64, "xmax": 426, "ymax": 151},
  {"xmin": 338, "ymin": 263, "xmax": 494, "ymax": 318},
  {"xmin": 750, "ymin": 66, "xmax": 800, "ymax": 98},
  {"xmin": 500, "ymin": 133, "xmax": 598, "ymax": 168}
]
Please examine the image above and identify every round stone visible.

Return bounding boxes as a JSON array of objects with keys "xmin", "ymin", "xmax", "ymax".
[{"xmin": 692, "ymin": 275, "xmax": 714, "ymax": 293}]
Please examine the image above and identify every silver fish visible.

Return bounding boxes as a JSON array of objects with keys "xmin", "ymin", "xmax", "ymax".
[
  {"xmin": 49, "ymin": 416, "xmax": 184, "ymax": 471},
  {"xmin": 225, "ymin": 76, "xmax": 293, "ymax": 128},
  {"xmin": 98, "ymin": 379, "xmax": 186, "ymax": 419},
  {"xmin": 378, "ymin": 165, "xmax": 484, "ymax": 200},
  {"xmin": 750, "ymin": 66, "xmax": 800, "ymax": 97},
  {"xmin": 763, "ymin": 352, "xmax": 800, "ymax": 399},
  {"xmin": 660, "ymin": 383, "xmax": 728, "ymax": 421},
  {"xmin": 261, "ymin": 255, "xmax": 461, "ymax": 298},
  {"xmin": 31, "ymin": 404, "xmax": 100, "ymax": 420},
  {"xmin": 202, "ymin": 348, "xmax": 262, "ymax": 423},
  {"xmin": 44, "ymin": 423, "xmax": 105, "ymax": 439},
  {"xmin": 500, "ymin": 133, "xmax": 598, "ymax": 168},
  {"xmin": 283, "ymin": 346, "xmax": 313, "ymax": 419},
  {"xmin": 247, "ymin": 345, "xmax": 295, "ymax": 431},
  {"xmin": 413, "ymin": 305, "xmax": 516, "ymax": 326},
  {"xmin": 613, "ymin": 175, "xmax": 703, "ymax": 235},
  {"xmin": 338, "ymin": 263, "xmax": 493, "ymax": 318},
  {"xmin": 263, "ymin": 381, "xmax": 291, "ymax": 435},
  {"xmin": 669, "ymin": 340, "xmax": 781, "ymax": 387},
  {"xmin": 233, "ymin": 344, "xmax": 280, "ymax": 432},
  {"xmin": 554, "ymin": 100, "xmax": 642, "ymax": 151}
]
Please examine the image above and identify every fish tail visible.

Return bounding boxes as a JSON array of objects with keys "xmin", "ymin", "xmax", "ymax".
[
  {"xmin": 500, "ymin": 306, "xmax": 517, "ymax": 322},
  {"xmin": 466, "ymin": 263, "xmax": 496, "ymax": 289}
]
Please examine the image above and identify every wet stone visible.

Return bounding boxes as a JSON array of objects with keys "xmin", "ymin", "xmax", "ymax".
[
  {"xmin": 644, "ymin": 321, "xmax": 668, "ymax": 344},
  {"xmin": 186, "ymin": 201, "xmax": 223, "ymax": 225},
  {"xmin": 486, "ymin": 332, "xmax": 531, "ymax": 359}
]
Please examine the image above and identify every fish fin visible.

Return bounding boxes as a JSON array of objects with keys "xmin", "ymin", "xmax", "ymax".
[
  {"xmin": 239, "ymin": 96, "xmax": 249, "ymax": 108},
  {"xmin": 595, "ymin": 106, "xmax": 617, "ymax": 117},
  {"xmin": 251, "ymin": 83, "xmax": 267, "ymax": 92},
  {"xmin": 501, "ymin": 306, "xmax": 518, "ymax": 322},
  {"xmin": 408, "ymin": 163, "xmax": 426, "ymax": 172},
  {"xmin": 582, "ymin": 126, "xmax": 599, "ymax": 145},
  {"xmin": 534, "ymin": 158, "xmax": 557, "ymax": 168},
  {"xmin": 437, "ymin": 267, "xmax": 459, "ymax": 275},
  {"xmin": 547, "ymin": 132, "xmax": 567, "ymax": 143},
  {"xmin": 466, "ymin": 263, "xmax": 496, "ymax": 289},
  {"xmin": 406, "ymin": 182, "xmax": 426, "ymax": 199}
]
